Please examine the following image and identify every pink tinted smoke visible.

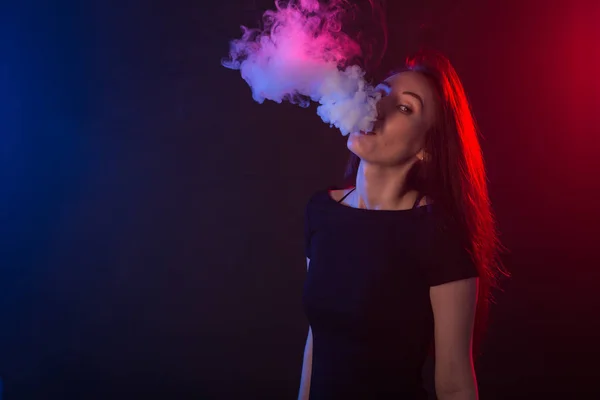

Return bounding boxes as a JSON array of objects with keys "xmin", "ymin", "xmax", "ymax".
[{"xmin": 222, "ymin": 0, "xmax": 379, "ymax": 135}]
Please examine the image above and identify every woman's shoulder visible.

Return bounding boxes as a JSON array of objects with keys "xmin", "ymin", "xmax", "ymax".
[
  {"xmin": 306, "ymin": 185, "xmax": 353, "ymax": 206},
  {"xmin": 327, "ymin": 186, "xmax": 354, "ymax": 203}
]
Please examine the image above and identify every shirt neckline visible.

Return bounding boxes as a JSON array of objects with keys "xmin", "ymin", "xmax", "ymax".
[{"xmin": 326, "ymin": 188, "xmax": 433, "ymax": 214}]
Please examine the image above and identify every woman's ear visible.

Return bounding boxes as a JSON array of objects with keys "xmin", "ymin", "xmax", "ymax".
[{"xmin": 416, "ymin": 149, "xmax": 428, "ymax": 161}]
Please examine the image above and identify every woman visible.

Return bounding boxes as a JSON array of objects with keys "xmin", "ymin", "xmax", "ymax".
[{"xmin": 298, "ymin": 51, "xmax": 504, "ymax": 400}]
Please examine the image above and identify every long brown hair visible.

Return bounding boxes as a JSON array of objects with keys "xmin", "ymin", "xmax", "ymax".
[{"xmin": 345, "ymin": 50, "xmax": 507, "ymax": 355}]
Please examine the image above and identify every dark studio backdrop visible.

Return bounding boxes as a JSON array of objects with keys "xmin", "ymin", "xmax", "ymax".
[{"xmin": 1, "ymin": 0, "xmax": 599, "ymax": 398}]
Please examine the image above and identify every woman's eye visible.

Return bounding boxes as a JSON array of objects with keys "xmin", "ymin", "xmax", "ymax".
[{"xmin": 396, "ymin": 104, "xmax": 412, "ymax": 114}]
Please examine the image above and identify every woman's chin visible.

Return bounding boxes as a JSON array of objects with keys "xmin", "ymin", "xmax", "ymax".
[
  {"xmin": 346, "ymin": 139, "xmax": 359, "ymax": 155},
  {"xmin": 347, "ymin": 137, "xmax": 372, "ymax": 158}
]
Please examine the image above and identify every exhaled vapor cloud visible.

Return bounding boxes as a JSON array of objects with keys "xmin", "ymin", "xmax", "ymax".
[{"xmin": 222, "ymin": 0, "xmax": 380, "ymax": 136}]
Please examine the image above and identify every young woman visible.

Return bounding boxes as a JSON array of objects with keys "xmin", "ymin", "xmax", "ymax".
[{"xmin": 298, "ymin": 51, "xmax": 504, "ymax": 400}]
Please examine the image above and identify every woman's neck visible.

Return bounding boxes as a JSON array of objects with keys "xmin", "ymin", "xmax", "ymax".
[{"xmin": 352, "ymin": 161, "xmax": 421, "ymax": 210}]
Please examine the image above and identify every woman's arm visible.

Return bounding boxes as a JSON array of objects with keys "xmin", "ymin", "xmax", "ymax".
[
  {"xmin": 430, "ymin": 277, "xmax": 479, "ymax": 400},
  {"xmin": 298, "ymin": 326, "xmax": 313, "ymax": 400},
  {"xmin": 298, "ymin": 258, "xmax": 313, "ymax": 400}
]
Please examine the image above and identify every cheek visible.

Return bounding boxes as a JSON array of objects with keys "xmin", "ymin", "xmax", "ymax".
[{"xmin": 382, "ymin": 117, "xmax": 425, "ymax": 151}]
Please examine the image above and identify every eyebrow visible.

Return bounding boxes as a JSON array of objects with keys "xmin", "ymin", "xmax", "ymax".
[{"xmin": 377, "ymin": 81, "xmax": 425, "ymax": 108}]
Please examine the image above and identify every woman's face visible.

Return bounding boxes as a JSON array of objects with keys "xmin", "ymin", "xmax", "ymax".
[{"xmin": 347, "ymin": 71, "xmax": 438, "ymax": 167}]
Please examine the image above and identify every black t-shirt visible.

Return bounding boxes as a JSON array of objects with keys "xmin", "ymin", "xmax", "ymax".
[{"xmin": 302, "ymin": 188, "xmax": 478, "ymax": 400}]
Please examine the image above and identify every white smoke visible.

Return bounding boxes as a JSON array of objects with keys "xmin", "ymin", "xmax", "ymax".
[{"xmin": 222, "ymin": 0, "xmax": 380, "ymax": 135}]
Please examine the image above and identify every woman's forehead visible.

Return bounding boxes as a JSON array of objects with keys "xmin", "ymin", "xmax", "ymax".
[{"xmin": 384, "ymin": 71, "xmax": 431, "ymax": 94}]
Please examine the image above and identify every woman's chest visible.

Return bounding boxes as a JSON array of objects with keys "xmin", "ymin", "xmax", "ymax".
[{"xmin": 303, "ymin": 226, "xmax": 430, "ymax": 330}]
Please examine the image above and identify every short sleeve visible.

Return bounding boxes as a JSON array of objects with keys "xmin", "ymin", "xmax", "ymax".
[{"xmin": 421, "ymin": 222, "xmax": 479, "ymax": 287}]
